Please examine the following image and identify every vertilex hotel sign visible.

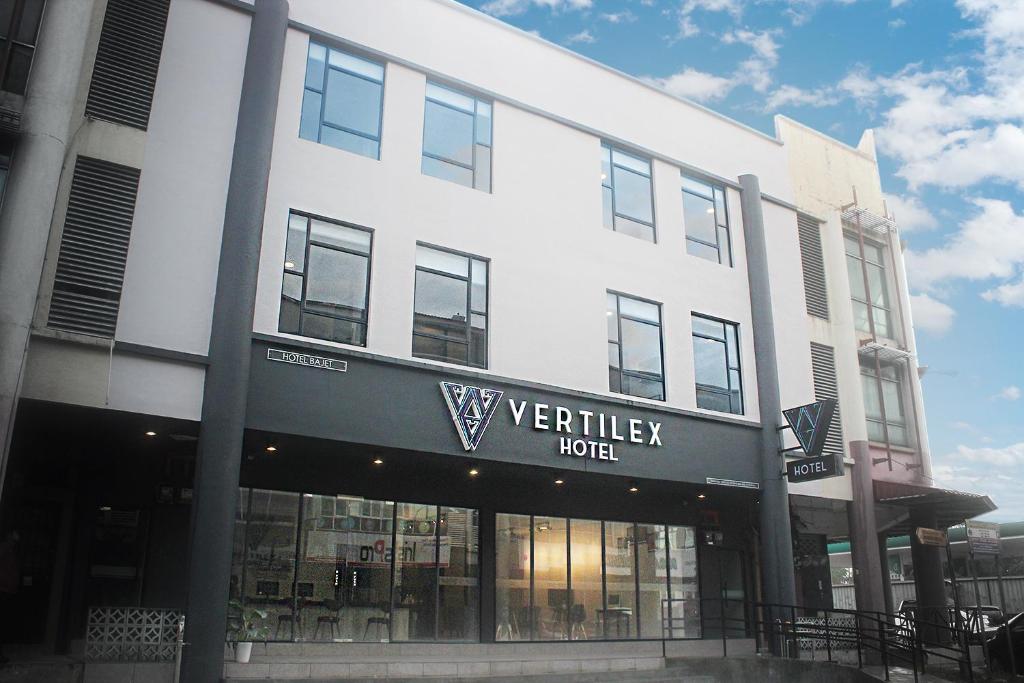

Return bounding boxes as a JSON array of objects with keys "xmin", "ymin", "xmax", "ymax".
[{"xmin": 441, "ymin": 381, "xmax": 663, "ymax": 463}]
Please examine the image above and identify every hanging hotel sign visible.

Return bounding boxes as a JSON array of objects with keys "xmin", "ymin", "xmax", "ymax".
[
  {"xmin": 440, "ymin": 381, "xmax": 662, "ymax": 462},
  {"xmin": 782, "ymin": 399, "xmax": 837, "ymax": 458},
  {"xmin": 786, "ymin": 454, "xmax": 840, "ymax": 483},
  {"xmin": 965, "ymin": 520, "xmax": 1000, "ymax": 555},
  {"xmin": 267, "ymin": 348, "xmax": 347, "ymax": 372}
]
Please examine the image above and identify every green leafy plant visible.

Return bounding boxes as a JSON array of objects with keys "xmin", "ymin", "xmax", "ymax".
[{"xmin": 226, "ymin": 599, "xmax": 270, "ymax": 642}]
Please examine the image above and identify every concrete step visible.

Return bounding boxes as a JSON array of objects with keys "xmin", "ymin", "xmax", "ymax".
[{"xmin": 225, "ymin": 667, "xmax": 708, "ymax": 683}]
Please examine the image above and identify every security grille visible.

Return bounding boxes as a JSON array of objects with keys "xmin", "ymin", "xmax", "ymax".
[
  {"xmin": 85, "ymin": 0, "xmax": 171, "ymax": 129},
  {"xmin": 86, "ymin": 607, "xmax": 183, "ymax": 662},
  {"xmin": 48, "ymin": 156, "xmax": 141, "ymax": 337},
  {"xmin": 810, "ymin": 342, "xmax": 844, "ymax": 458},
  {"xmin": 798, "ymin": 213, "xmax": 829, "ymax": 320}
]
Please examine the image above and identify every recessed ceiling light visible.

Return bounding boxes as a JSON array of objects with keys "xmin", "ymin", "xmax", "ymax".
[
  {"xmin": 144, "ymin": 431, "xmax": 157, "ymax": 437},
  {"xmin": 266, "ymin": 445, "xmax": 277, "ymax": 453},
  {"xmin": 469, "ymin": 468, "xmax": 479, "ymax": 477},
  {"xmin": 554, "ymin": 479, "xmax": 564, "ymax": 485},
  {"xmin": 373, "ymin": 458, "xmax": 384, "ymax": 465},
  {"xmin": 628, "ymin": 486, "xmax": 639, "ymax": 493},
  {"xmin": 99, "ymin": 506, "xmax": 111, "ymax": 512},
  {"xmin": 697, "ymin": 493, "xmax": 706, "ymax": 500}
]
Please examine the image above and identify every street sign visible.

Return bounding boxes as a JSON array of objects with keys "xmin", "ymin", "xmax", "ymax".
[
  {"xmin": 785, "ymin": 454, "xmax": 840, "ymax": 483},
  {"xmin": 782, "ymin": 399, "xmax": 837, "ymax": 458},
  {"xmin": 915, "ymin": 527, "xmax": 947, "ymax": 547},
  {"xmin": 965, "ymin": 520, "xmax": 1000, "ymax": 555}
]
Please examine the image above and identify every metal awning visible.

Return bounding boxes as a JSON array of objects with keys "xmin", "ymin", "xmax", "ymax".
[
  {"xmin": 858, "ymin": 339, "xmax": 915, "ymax": 362},
  {"xmin": 842, "ymin": 206, "xmax": 896, "ymax": 236},
  {"xmin": 874, "ymin": 479, "xmax": 996, "ymax": 532}
]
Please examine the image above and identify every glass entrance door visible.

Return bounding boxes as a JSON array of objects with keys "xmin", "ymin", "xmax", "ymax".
[{"xmin": 699, "ymin": 546, "xmax": 748, "ymax": 639}]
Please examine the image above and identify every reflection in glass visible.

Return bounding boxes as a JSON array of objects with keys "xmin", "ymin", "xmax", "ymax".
[
  {"xmin": 666, "ymin": 526, "xmax": 700, "ymax": 638},
  {"xmin": 496, "ymin": 514, "xmax": 531, "ymax": 641},
  {"xmin": 603, "ymin": 522, "xmax": 636, "ymax": 639},
  {"xmin": 682, "ymin": 177, "xmax": 731, "ymax": 265},
  {"xmin": 533, "ymin": 517, "xmax": 568, "ymax": 640},
  {"xmin": 240, "ymin": 490, "xmax": 300, "ymax": 641},
  {"xmin": 692, "ymin": 314, "xmax": 743, "ymax": 415},
  {"xmin": 608, "ymin": 293, "xmax": 664, "ymax": 401},
  {"xmin": 601, "ymin": 143, "xmax": 655, "ymax": 242},
  {"xmin": 393, "ymin": 503, "xmax": 439, "ymax": 641},
  {"xmin": 569, "ymin": 519, "xmax": 603, "ymax": 640},
  {"xmin": 438, "ymin": 507, "xmax": 479, "ymax": 641},
  {"xmin": 636, "ymin": 524, "xmax": 666, "ymax": 638},
  {"xmin": 413, "ymin": 246, "xmax": 488, "ymax": 368},
  {"xmin": 422, "ymin": 82, "xmax": 492, "ymax": 192}
]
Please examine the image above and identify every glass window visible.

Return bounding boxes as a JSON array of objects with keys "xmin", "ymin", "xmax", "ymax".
[
  {"xmin": 666, "ymin": 526, "xmax": 700, "ymax": 638},
  {"xmin": 603, "ymin": 521, "xmax": 637, "ymax": 639},
  {"xmin": 237, "ymin": 490, "xmax": 300, "ymax": 641},
  {"xmin": 692, "ymin": 314, "xmax": 743, "ymax": 415},
  {"xmin": 495, "ymin": 513, "xmax": 532, "ymax": 641},
  {"xmin": 438, "ymin": 507, "xmax": 479, "ymax": 641},
  {"xmin": 845, "ymin": 234, "xmax": 893, "ymax": 339},
  {"xmin": 422, "ymin": 82, "xmax": 492, "ymax": 192},
  {"xmin": 300, "ymin": 42, "xmax": 384, "ymax": 159},
  {"xmin": 860, "ymin": 359, "xmax": 909, "ymax": 447},
  {"xmin": 532, "ymin": 516, "xmax": 568, "ymax": 640},
  {"xmin": 279, "ymin": 212, "xmax": 371, "ymax": 347},
  {"xmin": 682, "ymin": 176, "xmax": 732, "ymax": 266},
  {"xmin": 413, "ymin": 245, "xmax": 488, "ymax": 368},
  {"xmin": 608, "ymin": 292, "xmax": 665, "ymax": 401},
  {"xmin": 636, "ymin": 524, "xmax": 667, "ymax": 639},
  {"xmin": 602, "ymin": 143, "xmax": 655, "ymax": 242},
  {"xmin": 569, "ymin": 519, "xmax": 602, "ymax": 640},
  {"xmin": 392, "ymin": 503, "xmax": 439, "ymax": 641},
  {"xmin": 0, "ymin": 0, "xmax": 42, "ymax": 95}
]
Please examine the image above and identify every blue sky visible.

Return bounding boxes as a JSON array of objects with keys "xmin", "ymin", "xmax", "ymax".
[{"xmin": 458, "ymin": 0, "xmax": 1024, "ymax": 521}]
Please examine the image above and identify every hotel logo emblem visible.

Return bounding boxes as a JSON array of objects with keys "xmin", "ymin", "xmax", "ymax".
[{"xmin": 440, "ymin": 381, "xmax": 503, "ymax": 451}]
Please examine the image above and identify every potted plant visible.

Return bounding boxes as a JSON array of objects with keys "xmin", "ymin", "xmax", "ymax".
[{"xmin": 226, "ymin": 599, "xmax": 270, "ymax": 664}]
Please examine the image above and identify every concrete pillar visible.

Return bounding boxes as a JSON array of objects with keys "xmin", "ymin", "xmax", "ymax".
[
  {"xmin": 909, "ymin": 506, "xmax": 948, "ymax": 641},
  {"xmin": 738, "ymin": 175, "xmax": 796, "ymax": 637},
  {"xmin": 846, "ymin": 441, "xmax": 885, "ymax": 614},
  {"xmin": 878, "ymin": 533, "xmax": 894, "ymax": 615},
  {"xmin": 179, "ymin": 2, "xmax": 288, "ymax": 682},
  {"xmin": 0, "ymin": 0, "xmax": 97, "ymax": 496}
]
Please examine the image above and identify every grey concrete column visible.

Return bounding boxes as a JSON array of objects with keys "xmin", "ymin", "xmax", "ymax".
[
  {"xmin": 846, "ymin": 441, "xmax": 885, "ymax": 615},
  {"xmin": 0, "ymin": 0, "xmax": 97, "ymax": 497},
  {"xmin": 738, "ymin": 175, "xmax": 796, "ymax": 630},
  {"xmin": 909, "ymin": 506, "xmax": 948, "ymax": 641},
  {"xmin": 179, "ymin": 2, "xmax": 288, "ymax": 682},
  {"xmin": 878, "ymin": 533, "xmax": 894, "ymax": 615}
]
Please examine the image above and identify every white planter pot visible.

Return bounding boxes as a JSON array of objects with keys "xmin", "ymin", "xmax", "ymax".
[{"xmin": 235, "ymin": 641, "xmax": 254, "ymax": 664}]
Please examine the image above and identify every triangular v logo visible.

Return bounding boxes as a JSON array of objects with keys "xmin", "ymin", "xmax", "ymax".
[
  {"xmin": 783, "ymin": 398, "xmax": 837, "ymax": 458},
  {"xmin": 440, "ymin": 381, "xmax": 504, "ymax": 451}
]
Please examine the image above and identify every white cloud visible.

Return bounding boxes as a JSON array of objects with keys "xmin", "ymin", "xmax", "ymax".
[
  {"xmin": 680, "ymin": 0, "xmax": 742, "ymax": 18},
  {"xmin": 995, "ymin": 385, "xmax": 1022, "ymax": 401},
  {"xmin": 600, "ymin": 10, "xmax": 637, "ymax": 23},
  {"xmin": 904, "ymin": 198, "xmax": 1024, "ymax": 292},
  {"xmin": 888, "ymin": 18, "xmax": 906, "ymax": 29},
  {"xmin": 909, "ymin": 293, "xmax": 956, "ymax": 334},
  {"xmin": 891, "ymin": 0, "xmax": 909, "ymax": 6},
  {"xmin": 565, "ymin": 29, "xmax": 596, "ymax": 44},
  {"xmin": 721, "ymin": 29, "xmax": 781, "ymax": 92},
  {"xmin": 677, "ymin": 15, "xmax": 700, "ymax": 38},
  {"xmin": 884, "ymin": 193, "xmax": 938, "ymax": 232},
  {"xmin": 982, "ymin": 277, "xmax": 1024, "ymax": 306},
  {"xmin": 764, "ymin": 84, "xmax": 840, "ymax": 110},
  {"xmin": 947, "ymin": 442, "xmax": 1024, "ymax": 466},
  {"xmin": 480, "ymin": 0, "xmax": 592, "ymax": 17},
  {"xmin": 643, "ymin": 68, "xmax": 736, "ymax": 102}
]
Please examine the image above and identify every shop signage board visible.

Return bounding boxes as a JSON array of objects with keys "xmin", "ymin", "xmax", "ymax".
[
  {"xmin": 965, "ymin": 520, "xmax": 1000, "ymax": 555},
  {"xmin": 915, "ymin": 527, "xmax": 947, "ymax": 547},
  {"xmin": 705, "ymin": 477, "xmax": 759, "ymax": 490},
  {"xmin": 782, "ymin": 398, "xmax": 837, "ymax": 458},
  {"xmin": 267, "ymin": 348, "xmax": 347, "ymax": 372},
  {"xmin": 785, "ymin": 453, "xmax": 840, "ymax": 483},
  {"xmin": 439, "ymin": 380, "xmax": 663, "ymax": 463}
]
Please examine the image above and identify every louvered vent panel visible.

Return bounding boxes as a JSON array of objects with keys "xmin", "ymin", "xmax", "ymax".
[
  {"xmin": 810, "ymin": 342, "xmax": 844, "ymax": 458},
  {"xmin": 798, "ymin": 213, "xmax": 830, "ymax": 320},
  {"xmin": 85, "ymin": 0, "xmax": 171, "ymax": 129},
  {"xmin": 48, "ymin": 157, "xmax": 141, "ymax": 337}
]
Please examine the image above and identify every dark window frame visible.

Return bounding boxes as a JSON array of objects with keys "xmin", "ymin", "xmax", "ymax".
[
  {"xmin": 691, "ymin": 313, "xmax": 744, "ymax": 415},
  {"xmin": 300, "ymin": 40, "xmax": 385, "ymax": 159},
  {"xmin": 0, "ymin": 0, "xmax": 44, "ymax": 96},
  {"xmin": 601, "ymin": 142, "xmax": 657, "ymax": 243},
  {"xmin": 607, "ymin": 290, "xmax": 666, "ymax": 401},
  {"xmin": 412, "ymin": 242, "xmax": 489, "ymax": 369},
  {"xmin": 279, "ymin": 209, "xmax": 373, "ymax": 347},
  {"xmin": 420, "ymin": 81, "xmax": 493, "ymax": 192},
  {"xmin": 682, "ymin": 176, "xmax": 732, "ymax": 266}
]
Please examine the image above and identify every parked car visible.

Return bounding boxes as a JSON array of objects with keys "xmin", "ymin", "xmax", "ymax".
[
  {"xmin": 894, "ymin": 600, "xmax": 1002, "ymax": 646},
  {"xmin": 986, "ymin": 612, "xmax": 1024, "ymax": 674}
]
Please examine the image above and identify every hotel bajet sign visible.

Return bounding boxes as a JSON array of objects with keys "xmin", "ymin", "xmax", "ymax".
[{"xmin": 440, "ymin": 381, "xmax": 662, "ymax": 462}]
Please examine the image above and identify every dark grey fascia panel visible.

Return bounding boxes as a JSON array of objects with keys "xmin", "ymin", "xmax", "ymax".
[{"xmin": 246, "ymin": 338, "xmax": 762, "ymax": 486}]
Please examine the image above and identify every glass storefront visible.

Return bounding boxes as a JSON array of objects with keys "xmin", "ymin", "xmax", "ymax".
[
  {"xmin": 230, "ymin": 489, "xmax": 478, "ymax": 642},
  {"xmin": 495, "ymin": 513, "xmax": 700, "ymax": 640}
]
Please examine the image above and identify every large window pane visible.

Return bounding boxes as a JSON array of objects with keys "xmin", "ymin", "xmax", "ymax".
[
  {"xmin": 297, "ymin": 495, "xmax": 394, "ymax": 642},
  {"xmin": 693, "ymin": 336, "xmax": 729, "ymax": 390},
  {"xmin": 636, "ymin": 524, "xmax": 667, "ymax": 639},
  {"xmin": 609, "ymin": 293, "xmax": 664, "ymax": 400},
  {"xmin": 496, "ymin": 514, "xmax": 531, "ymax": 641},
  {"xmin": 241, "ymin": 490, "xmax": 300, "ymax": 641},
  {"xmin": 392, "ymin": 503, "xmax": 439, "ymax": 641},
  {"xmin": 414, "ymin": 270, "xmax": 469, "ymax": 341},
  {"xmin": 569, "ymin": 519, "xmax": 603, "ymax": 640},
  {"xmin": 683, "ymin": 192, "xmax": 717, "ymax": 244},
  {"xmin": 438, "ymin": 507, "xmax": 479, "ymax": 641},
  {"xmin": 305, "ymin": 246, "xmax": 368, "ymax": 319},
  {"xmin": 422, "ymin": 83, "xmax": 492, "ymax": 192},
  {"xmin": 620, "ymin": 319, "xmax": 662, "ymax": 375},
  {"xmin": 692, "ymin": 315, "xmax": 743, "ymax": 415},
  {"xmin": 323, "ymin": 69, "xmax": 382, "ymax": 136},
  {"xmin": 533, "ymin": 517, "xmax": 568, "ymax": 640},
  {"xmin": 666, "ymin": 526, "xmax": 700, "ymax": 638},
  {"xmin": 423, "ymin": 100, "xmax": 474, "ymax": 166},
  {"xmin": 603, "ymin": 522, "xmax": 637, "ymax": 639},
  {"xmin": 413, "ymin": 246, "xmax": 487, "ymax": 368},
  {"xmin": 613, "ymin": 165, "xmax": 653, "ymax": 223}
]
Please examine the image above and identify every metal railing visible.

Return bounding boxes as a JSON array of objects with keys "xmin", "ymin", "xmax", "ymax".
[{"xmin": 697, "ymin": 596, "xmax": 979, "ymax": 683}]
